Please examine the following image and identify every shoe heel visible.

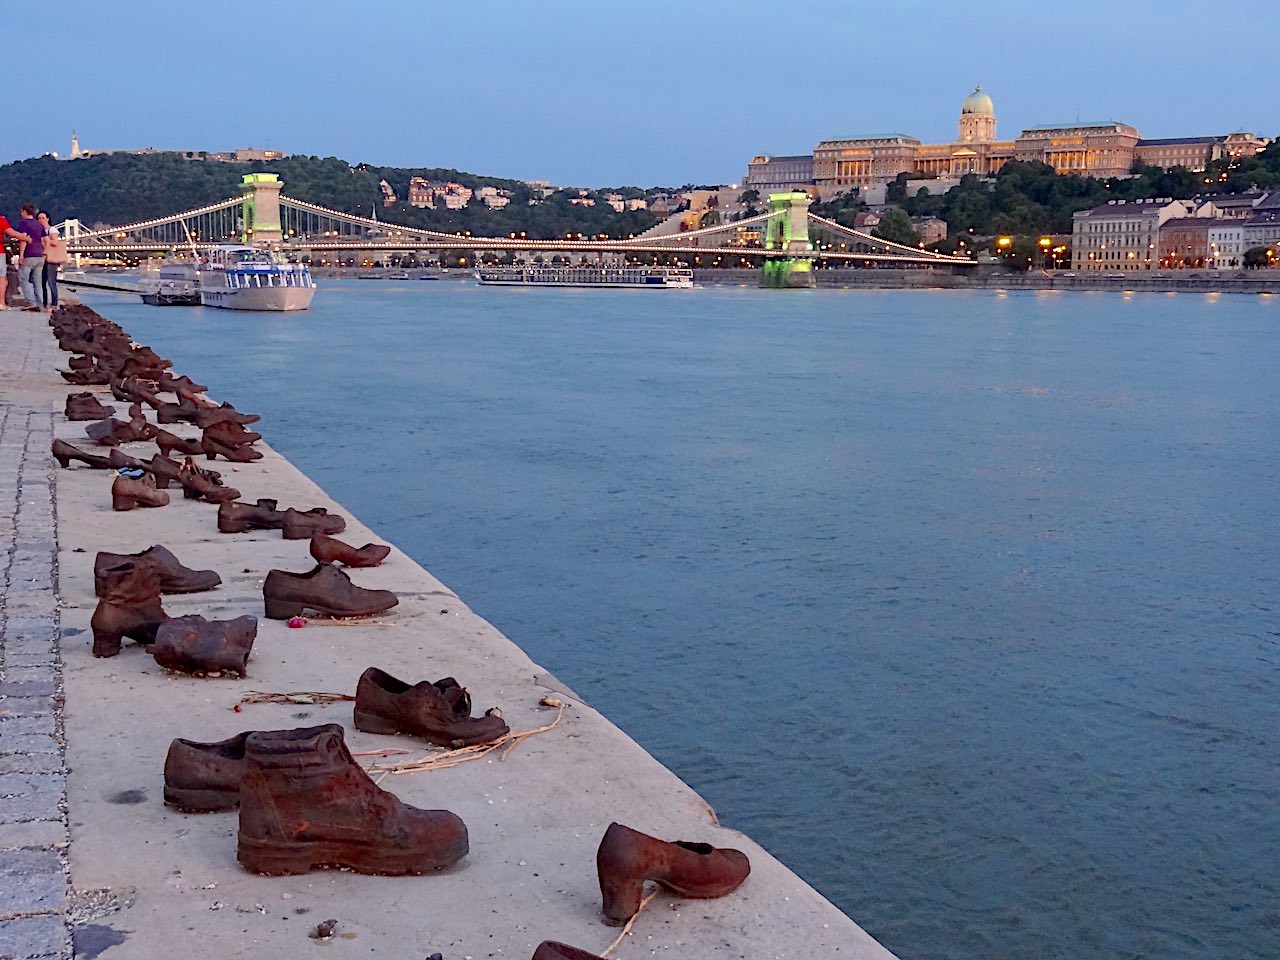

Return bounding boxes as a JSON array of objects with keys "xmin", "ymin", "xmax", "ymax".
[
  {"xmin": 263, "ymin": 598, "xmax": 304, "ymax": 620},
  {"xmin": 599, "ymin": 875, "xmax": 646, "ymax": 925},
  {"xmin": 352, "ymin": 711, "xmax": 398, "ymax": 735},
  {"xmin": 54, "ymin": 453, "xmax": 71, "ymax": 468},
  {"xmin": 92, "ymin": 630, "xmax": 123, "ymax": 658},
  {"xmin": 111, "ymin": 495, "xmax": 136, "ymax": 512}
]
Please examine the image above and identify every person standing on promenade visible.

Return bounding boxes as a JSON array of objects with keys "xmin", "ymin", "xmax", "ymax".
[
  {"xmin": 0, "ymin": 211, "xmax": 30, "ymax": 309},
  {"xmin": 38, "ymin": 211, "xmax": 64, "ymax": 311},
  {"xmin": 16, "ymin": 203, "xmax": 48, "ymax": 312}
]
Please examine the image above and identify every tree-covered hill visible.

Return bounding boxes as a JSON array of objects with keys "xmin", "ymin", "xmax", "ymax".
[{"xmin": 0, "ymin": 153, "xmax": 658, "ymax": 239}]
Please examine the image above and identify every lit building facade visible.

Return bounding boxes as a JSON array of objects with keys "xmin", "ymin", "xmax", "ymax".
[{"xmin": 1071, "ymin": 199, "xmax": 1201, "ymax": 271}]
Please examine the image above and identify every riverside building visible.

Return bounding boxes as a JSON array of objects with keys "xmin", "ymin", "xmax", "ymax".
[{"xmin": 746, "ymin": 88, "xmax": 1269, "ymax": 198}]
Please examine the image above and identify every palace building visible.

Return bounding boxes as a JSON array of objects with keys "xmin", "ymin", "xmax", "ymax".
[{"xmin": 746, "ymin": 88, "xmax": 1268, "ymax": 198}]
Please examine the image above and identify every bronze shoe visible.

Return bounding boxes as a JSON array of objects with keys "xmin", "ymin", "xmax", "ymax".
[
  {"xmin": 95, "ymin": 545, "xmax": 221, "ymax": 595},
  {"xmin": 164, "ymin": 731, "xmax": 251, "ymax": 811},
  {"xmin": 111, "ymin": 471, "xmax": 170, "ymax": 511},
  {"xmin": 86, "ymin": 403, "xmax": 157, "ymax": 446},
  {"xmin": 178, "ymin": 457, "xmax": 240, "ymax": 503},
  {"xmin": 236, "ymin": 724, "xmax": 467, "ymax": 875},
  {"xmin": 151, "ymin": 614, "xmax": 257, "ymax": 677},
  {"xmin": 309, "ymin": 534, "xmax": 391, "ymax": 567},
  {"xmin": 157, "ymin": 372, "xmax": 209, "ymax": 394},
  {"xmin": 280, "ymin": 507, "xmax": 346, "ymax": 540},
  {"xmin": 531, "ymin": 944, "xmax": 605, "ymax": 960},
  {"xmin": 194, "ymin": 402, "xmax": 261, "ymax": 427},
  {"xmin": 353, "ymin": 668, "xmax": 509, "ymax": 747},
  {"xmin": 154, "ymin": 426, "xmax": 203, "ymax": 458},
  {"xmin": 64, "ymin": 392, "xmax": 112, "ymax": 421},
  {"xmin": 218, "ymin": 498, "xmax": 284, "ymax": 533},
  {"xmin": 90, "ymin": 559, "xmax": 168, "ymax": 657},
  {"xmin": 202, "ymin": 433, "xmax": 263, "ymax": 462},
  {"xmin": 262, "ymin": 563, "xmax": 398, "ymax": 619},
  {"xmin": 203, "ymin": 419, "xmax": 263, "ymax": 446},
  {"xmin": 595, "ymin": 822, "xmax": 751, "ymax": 924},
  {"xmin": 52, "ymin": 439, "xmax": 112, "ymax": 469},
  {"xmin": 143, "ymin": 453, "xmax": 182, "ymax": 489}
]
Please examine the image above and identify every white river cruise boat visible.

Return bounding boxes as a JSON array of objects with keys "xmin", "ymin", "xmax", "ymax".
[
  {"xmin": 475, "ymin": 264, "xmax": 694, "ymax": 289},
  {"xmin": 199, "ymin": 245, "xmax": 316, "ymax": 311}
]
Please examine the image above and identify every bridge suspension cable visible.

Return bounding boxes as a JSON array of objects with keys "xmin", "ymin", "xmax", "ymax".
[{"xmin": 806, "ymin": 213, "xmax": 972, "ymax": 264}]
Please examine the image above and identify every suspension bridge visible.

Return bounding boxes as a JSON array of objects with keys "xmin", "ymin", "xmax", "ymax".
[{"xmin": 60, "ymin": 173, "xmax": 974, "ymax": 288}]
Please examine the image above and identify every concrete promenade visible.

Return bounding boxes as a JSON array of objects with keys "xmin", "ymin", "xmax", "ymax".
[{"xmin": 0, "ymin": 308, "xmax": 896, "ymax": 959}]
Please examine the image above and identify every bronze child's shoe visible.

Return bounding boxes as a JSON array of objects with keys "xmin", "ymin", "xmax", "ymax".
[
  {"xmin": 217, "ymin": 498, "xmax": 284, "ymax": 533},
  {"xmin": 64, "ymin": 392, "xmax": 112, "ymax": 421},
  {"xmin": 151, "ymin": 614, "xmax": 257, "ymax": 676},
  {"xmin": 236, "ymin": 723, "xmax": 468, "ymax": 875},
  {"xmin": 51, "ymin": 439, "xmax": 112, "ymax": 469},
  {"xmin": 309, "ymin": 534, "xmax": 391, "ymax": 567},
  {"xmin": 164, "ymin": 731, "xmax": 252, "ymax": 811},
  {"xmin": 111, "ymin": 471, "xmax": 170, "ymax": 511},
  {"xmin": 90, "ymin": 559, "xmax": 169, "ymax": 657},
  {"xmin": 595, "ymin": 822, "xmax": 751, "ymax": 925},
  {"xmin": 262, "ymin": 563, "xmax": 398, "ymax": 619},
  {"xmin": 94, "ymin": 545, "xmax": 221, "ymax": 595},
  {"xmin": 280, "ymin": 507, "xmax": 346, "ymax": 540},
  {"xmin": 353, "ymin": 668, "xmax": 509, "ymax": 747}
]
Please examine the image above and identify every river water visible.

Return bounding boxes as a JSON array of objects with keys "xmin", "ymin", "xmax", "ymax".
[{"xmin": 93, "ymin": 280, "xmax": 1279, "ymax": 960}]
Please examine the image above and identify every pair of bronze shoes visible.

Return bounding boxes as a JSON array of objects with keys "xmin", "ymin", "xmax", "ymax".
[
  {"xmin": 218, "ymin": 498, "xmax": 346, "ymax": 538},
  {"xmin": 354, "ymin": 668, "xmax": 508, "ymax": 747},
  {"xmin": 85, "ymin": 403, "xmax": 156, "ymax": 446},
  {"xmin": 164, "ymin": 723, "xmax": 468, "ymax": 876}
]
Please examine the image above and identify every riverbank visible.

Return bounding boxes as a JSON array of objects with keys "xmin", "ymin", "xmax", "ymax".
[{"xmin": 0, "ymin": 307, "xmax": 892, "ymax": 959}]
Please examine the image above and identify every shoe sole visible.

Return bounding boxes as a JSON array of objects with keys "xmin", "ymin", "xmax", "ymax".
[
  {"xmin": 237, "ymin": 835, "xmax": 467, "ymax": 876},
  {"xmin": 263, "ymin": 598, "xmax": 397, "ymax": 620}
]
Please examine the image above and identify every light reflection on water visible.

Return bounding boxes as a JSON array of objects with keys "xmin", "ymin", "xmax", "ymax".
[{"xmin": 101, "ymin": 282, "xmax": 1279, "ymax": 960}]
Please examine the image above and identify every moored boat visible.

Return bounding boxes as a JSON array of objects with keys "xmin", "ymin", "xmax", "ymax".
[
  {"xmin": 139, "ymin": 260, "xmax": 201, "ymax": 306},
  {"xmin": 199, "ymin": 245, "xmax": 316, "ymax": 311}
]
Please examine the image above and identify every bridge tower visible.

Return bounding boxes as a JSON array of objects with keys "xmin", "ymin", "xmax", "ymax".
[
  {"xmin": 761, "ymin": 191, "xmax": 815, "ymax": 288},
  {"xmin": 239, "ymin": 173, "xmax": 283, "ymax": 246}
]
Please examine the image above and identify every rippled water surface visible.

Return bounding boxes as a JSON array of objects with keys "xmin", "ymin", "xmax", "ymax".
[{"xmin": 97, "ymin": 281, "xmax": 1279, "ymax": 960}]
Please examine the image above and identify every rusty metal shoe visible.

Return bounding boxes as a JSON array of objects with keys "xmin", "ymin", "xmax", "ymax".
[
  {"xmin": 94, "ymin": 545, "xmax": 221, "ymax": 595},
  {"xmin": 353, "ymin": 668, "xmax": 509, "ymax": 747},
  {"xmin": 201, "ymin": 432, "xmax": 264, "ymax": 462},
  {"xmin": 280, "ymin": 507, "xmax": 346, "ymax": 540},
  {"xmin": 531, "ymin": 944, "xmax": 605, "ymax": 960},
  {"xmin": 154, "ymin": 396, "xmax": 203, "ymax": 424},
  {"xmin": 163, "ymin": 731, "xmax": 251, "ymax": 812},
  {"xmin": 151, "ymin": 614, "xmax": 257, "ymax": 676},
  {"xmin": 193, "ymin": 402, "xmax": 261, "ymax": 428},
  {"xmin": 111, "ymin": 471, "xmax": 171, "ymax": 511},
  {"xmin": 90, "ymin": 559, "xmax": 169, "ymax": 657},
  {"xmin": 595, "ymin": 822, "xmax": 751, "ymax": 925},
  {"xmin": 157, "ymin": 372, "xmax": 209, "ymax": 394},
  {"xmin": 217, "ymin": 498, "xmax": 284, "ymax": 533},
  {"xmin": 65, "ymin": 392, "xmax": 112, "ymax": 421},
  {"xmin": 262, "ymin": 563, "xmax": 398, "ymax": 620},
  {"xmin": 52, "ymin": 439, "xmax": 112, "ymax": 469},
  {"xmin": 178, "ymin": 457, "xmax": 239, "ymax": 503},
  {"xmin": 154, "ymin": 426, "xmax": 203, "ymax": 458},
  {"xmin": 86, "ymin": 403, "xmax": 158, "ymax": 446},
  {"xmin": 236, "ymin": 723, "xmax": 468, "ymax": 875},
  {"xmin": 309, "ymin": 534, "xmax": 391, "ymax": 567},
  {"xmin": 203, "ymin": 419, "xmax": 263, "ymax": 446}
]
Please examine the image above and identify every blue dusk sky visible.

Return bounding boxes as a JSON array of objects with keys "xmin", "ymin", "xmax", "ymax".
[{"xmin": 18, "ymin": 0, "xmax": 1278, "ymax": 187}]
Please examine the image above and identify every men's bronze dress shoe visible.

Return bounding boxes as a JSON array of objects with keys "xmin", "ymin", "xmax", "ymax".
[
  {"xmin": 280, "ymin": 507, "xmax": 346, "ymax": 540},
  {"xmin": 218, "ymin": 499, "xmax": 285, "ymax": 533},
  {"xmin": 262, "ymin": 563, "xmax": 398, "ymax": 619},
  {"xmin": 595, "ymin": 822, "xmax": 751, "ymax": 924},
  {"xmin": 95, "ymin": 545, "xmax": 221, "ymax": 595},
  {"xmin": 164, "ymin": 731, "xmax": 252, "ymax": 811},
  {"xmin": 65, "ymin": 392, "xmax": 112, "ymax": 421},
  {"xmin": 353, "ymin": 668, "xmax": 509, "ymax": 747}
]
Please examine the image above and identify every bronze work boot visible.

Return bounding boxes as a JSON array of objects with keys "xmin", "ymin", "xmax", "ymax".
[
  {"xmin": 86, "ymin": 403, "xmax": 157, "ymax": 446},
  {"xmin": 178, "ymin": 457, "xmax": 239, "ymax": 503},
  {"xmin": 531, "ymin": 944, "xmax": 606, "ymax": 960},
  {"xmin": 201, "ymin": 432, "xmax": 263, "ymax": 462},
  {"xmin": 164, "ymin": 731, "xmax": 251, "ymax": 812},
  {"xmin": 353, "ymin": 668, "xmax": 509, "ymax": 747},
  {"xmin": 262, "ymin": 563, "xmax": 398, "ymax": 619},
  {"xmin": 595, "ymin": 822, "xmax": 751, "ymax": 924},
  {"xmin": 309, "ymin": 534, "xmax": 391, "ymax": 567},
  {"xmin": 111, "ymin": 471, "xmax": 171, "ymax": 511},
  {"xmin": 90, "ymin": 559, "xmax": 169, "ymax": 657},
  {"xmin": 151, "ymin": 614, "xmax": 257, "ymax": 676},
  {"xmin": 52, "ymin": 439, "xmax": 112, "ymax": 470},
  {"xmin": 236, "ymin": 724, "xmax": 468, "ymax": 875},
  {"xmin": 280, "ymin": 507, "xmax": 346, "ymax": 540},
  {"xmin": 64, "ymin": 392, "xmax": 112, "ymax": 421},
  {"xmin": 95, "ymin": 545, "xmax": 221, "ymax": 595},
  {"xmin": 218, "ymin": 498, "xmax": 284, "ymax": 533},
  {"xmin": 154, "ymin": 427, "xmax": 203, "ymax": 458}
]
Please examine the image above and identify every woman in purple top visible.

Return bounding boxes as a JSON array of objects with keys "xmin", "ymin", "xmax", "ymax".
[{"xmin": 16, "ymin": 203, "xmax": 47, "ymax": 312}]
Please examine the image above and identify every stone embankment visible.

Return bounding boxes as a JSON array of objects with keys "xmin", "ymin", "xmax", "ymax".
[{"xmin": 0, "ymin": 308, "xmax": 894, "ymax": 959}]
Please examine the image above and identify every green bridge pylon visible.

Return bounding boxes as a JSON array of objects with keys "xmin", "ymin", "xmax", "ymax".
[{"xmin": 761, "ymin": 191, "xmax": 816, "ymax": 289}]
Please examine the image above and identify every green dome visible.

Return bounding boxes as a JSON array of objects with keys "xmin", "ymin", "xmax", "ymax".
[{"xmin": 961, "ymin": 86, "xmax": 994, "ymax": 116}]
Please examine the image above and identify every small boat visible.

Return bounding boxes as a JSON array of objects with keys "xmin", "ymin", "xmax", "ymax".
[
  {"xmin": 475, "ymin": 264, "xmax": 694, "ymax": 289},
  {"xmin": 199, "ymin": 245, "xmax": 316, "ymax": 311},
  {"xmin": 139, "ymin": 261, "xmax": 201, "ymax": 307}
]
